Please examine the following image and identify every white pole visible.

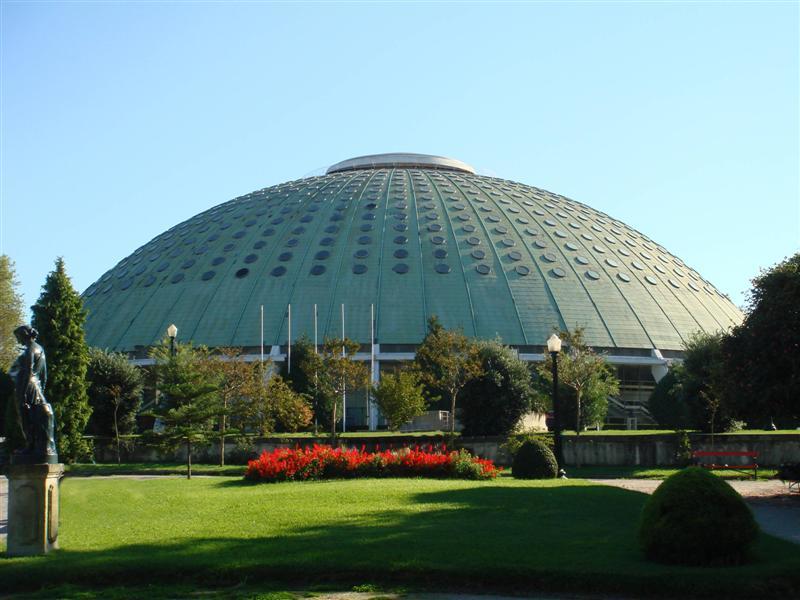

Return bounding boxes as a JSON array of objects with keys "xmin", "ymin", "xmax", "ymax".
[
  {"xmin": 370, "ymin": 303, "xmax": 375, "ymax": 431},
  {"xmin": 341, "ymin": 303, "xmax": 346, "ymax": 433},
  {"xmin": 287, "ymin": 303, "xmax": 292, "ymax": 374},
  {"xmin": 313, "ymin": 303, "xmax": 318, "ymax": 434},
  {"xmin": 313, "ymin": 303, "xmax": 318, "ymax": 354},
  {"xmin": 260, "ymin": 305, "xmax": 264, "ymax": 363}
]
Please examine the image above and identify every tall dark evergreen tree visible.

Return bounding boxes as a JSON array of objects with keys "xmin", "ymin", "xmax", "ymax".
[
  {"xmin": 31, "ymin": 257, "xmax": 92, "ymax": 462},
  {"xmin": 723, "ymin": 253, "xmax": 800, "ymax": 427}
]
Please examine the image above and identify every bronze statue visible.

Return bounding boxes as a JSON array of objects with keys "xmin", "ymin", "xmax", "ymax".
[{"xmin": 8, "ymin": 325, "xmax": 57, "ymax": 461}]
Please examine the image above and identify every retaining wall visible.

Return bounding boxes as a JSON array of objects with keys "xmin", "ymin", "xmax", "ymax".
[{"xmin": 91, "ymin": 433, "xmax": 800, "ymax": 467}]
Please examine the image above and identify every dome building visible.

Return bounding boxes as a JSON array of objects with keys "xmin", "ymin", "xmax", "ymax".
[{"xmin": 82, "ymin": 153, "xmax": 742, "ymax": 429}]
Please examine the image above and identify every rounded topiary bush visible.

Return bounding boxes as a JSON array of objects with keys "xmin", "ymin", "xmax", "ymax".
[
  {"xmin": 639, "ymin": 467, "xmax": 759, "ymax": 566},
  {"xmin": 512, "ymin": 439, "xmax": 558, "ymax": 479}
]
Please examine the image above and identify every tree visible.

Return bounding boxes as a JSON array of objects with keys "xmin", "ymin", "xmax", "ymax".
[
  {"xmin": 459, "ymin": 339, "xmax": 543, "ymax": 437},
  {"xmin": 647, "ymin": 365, "xmax": 692, "ymax": 430},
  {"xmin": 373, "ymin": 368, "xmax": 427, "ymax": 430},
  {"xmin": 245, "ymin": 372, "xmax": 313, "ymax": 435},
  {"xmin": 86, "ymin": 348, "xmax": 144, "ymax": 464},
  {"xmin": 148, "ymin": 340, "xmax": 219, "ymax": 478},
  {"xmin": 537, "ymin": 329, "xmax": 619, "ymax": 435},
  {"xmin": 723, "ymin": 253, "xmax": 800, "ymax": 427},
  {"xmin": 314, "ymin": 338, "xmax": 370, "ymax": 438},
  {"xmin": 0, "ymin": 370, "xmax": 21, "ymax": 457},
  {"xmin": 31, "ymin": 257, "xmax": 92, "ymax": 462},
  {"xmin": 0, "ymin": 255, "xmax": 25, "ymax": 372},
  {"xmin": 282, "ymin": 335, "xmax": 332, "ymax": 433},
  {"xmin": 413, "ymin": 316, "xmax": 483, "ymax": 435},
  {"xmin": 205, "ymin": 348, "xmax": 258, "ymax": 465},
  {"xmin": 681, "ymin": 331, "xmax": 733, "ymax": 434}
]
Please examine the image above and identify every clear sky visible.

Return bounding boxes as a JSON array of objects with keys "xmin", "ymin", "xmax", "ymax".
[{"xmin": 1, "ymin": 1, "xmax": 798, "ymax": 318}]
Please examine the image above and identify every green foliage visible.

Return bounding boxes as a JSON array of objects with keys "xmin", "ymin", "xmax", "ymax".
[
  {"xmin": 639, "ymin": 467, "xmax": 759, "ymax": 565},
  {"xmin": 204, "ymin": 349, "xmax": 264, "ymax": 464},
  {"xmin": 512, "ymin": 439, "xmax": 558, "ymax": 479},
  {"xmin": 31, "ymin": 257, "xmax": 92, "ymax": 462},
  {"xmin": 307, "ymin": 338, "xmax": 369, "ymax": 438},
  {"xmin": 86, "ymin": 348, "xmax": 144, "ymax": 464},
  {"xmin": 413, "ymin": 315, "xmax": 483, "ymax": 434},
  {"xmin": 246, "ymin": 372, "xmax": 313, "ymax": 435},
  {"xmin": 87, "ymin": 348, "xmax": 143, "ymax": 437},
  {"xmin": 459, "ymin": 339, "xmax": 542, "ymax": 437},
  {"xmin": 147, "ymin": 340, "xmax": 220, "ymax": 478},
  {"xmin": 723, "ymin": 252, "xmax": 800, "ymax": 427},
  {"xmin": 504, "ymin": 431, "xmax": 554, "ymax": 457},
  {"xmin": 1, "ymin": 369, "xmax": 23, "ymax": 456},
  {"xmin": 648, "ymin": 366, "xmax": 692, "ymax": 430},
  {"xmin": 284, "ymin": 336, "xmax": 334, "ymax": 432},
  {"xmin": 537, "ymin": 328, "xmax": 619, "ymax": 433},
  {"xmin": 0, "ymin": 255, "xmax": 25, "ymax": 372},
  {"xmin": 681, "ymin": 332, "xmax": 735, "ymax": 433},
  {"xmin": 373, "ymin": 368, "xmax": 426, "ymax": 430},
  {"xmin": 674, "ymin": 430, "xmax": 693, "ymax": 466}
]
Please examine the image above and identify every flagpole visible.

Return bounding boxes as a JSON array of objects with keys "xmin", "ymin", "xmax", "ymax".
[
  {"xmin": 260, "ymin": 305, "xmax": 264, "ymax": 363},
  {"xmin": 370, "ymin": 303, "xmax": 375, "ymax": 431},
  {"xmin": 287, "ymin": 303, "xmax": 292, "ymax": 374},
  {"xmin": 341, "ymin": 303, "xmax": 346, "ymax": 434},
  {"xmin": 313, "ymin": 303, "xmax": 318, "ymax": 434}
]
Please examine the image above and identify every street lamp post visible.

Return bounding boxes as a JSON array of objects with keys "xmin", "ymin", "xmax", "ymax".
[
  {"xmin": 167, "ymin": 323, "xmax": 178, "ymax": 357},
  {"xmin": 547, "ymin": 333, "xmax": 564, "ymax": 469}
]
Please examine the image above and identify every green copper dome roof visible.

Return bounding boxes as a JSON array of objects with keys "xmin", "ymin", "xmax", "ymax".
[{"xmin": 82, "ymin": 154, "xmax": 742, "ymax": 352}]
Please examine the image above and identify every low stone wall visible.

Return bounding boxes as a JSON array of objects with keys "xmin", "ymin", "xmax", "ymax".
[
  {"xmin": 90, "ymin": 433, "xmax": 800, "ymax": 468},
  {"xmin": 562, "ymin": 434, "xmax": 800, "ymax": 467}
]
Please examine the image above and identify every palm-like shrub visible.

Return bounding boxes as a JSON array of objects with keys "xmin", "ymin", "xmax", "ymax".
[
  {"xmin": 512, "ymin": 439, "xmax": 558, "ymax": 479},
  {"xmin": 639, "ymin": 467, "xmax": 758, "ymax": 565}
]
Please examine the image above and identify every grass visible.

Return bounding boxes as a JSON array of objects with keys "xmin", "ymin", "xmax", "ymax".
[
  {"xmin": 64, "ymin": 462, "xmax": 246, "ymax": 477},
  {"xmin": 63, "ymin": 462, "xmax": 781, "ymax": 480},
  {"xmin": 2, "ymin": 477, "xmax": 799, "ymax": 598}
]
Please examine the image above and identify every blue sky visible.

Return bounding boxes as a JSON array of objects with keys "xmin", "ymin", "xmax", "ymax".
[{"xmin": 2, "ymin": 1, "xmax": 798, "ymax": 317}]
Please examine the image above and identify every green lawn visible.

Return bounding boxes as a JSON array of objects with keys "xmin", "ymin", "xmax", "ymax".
[
  {"xmin": 2, "ymin": 477, "xmax": 799, "ymax": 598},
  {"xmin": 63, "ymin": 462, "xmax": 781, "ymax": 481}
]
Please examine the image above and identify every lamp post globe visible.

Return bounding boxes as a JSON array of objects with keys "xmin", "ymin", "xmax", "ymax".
[{"xmin": 167, "ymin": 323, "xmax": 178, "ymax": 357}]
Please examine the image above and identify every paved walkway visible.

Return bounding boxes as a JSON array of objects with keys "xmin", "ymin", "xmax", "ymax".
[{"xmin": 589, "ymin": 478, "xmax": 800, "ymax": 545}]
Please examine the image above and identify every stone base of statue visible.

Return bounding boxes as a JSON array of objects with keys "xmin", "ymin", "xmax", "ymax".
[{"xmin": 5, "ymin": 462, "xmax": 64, "ymax": 556}]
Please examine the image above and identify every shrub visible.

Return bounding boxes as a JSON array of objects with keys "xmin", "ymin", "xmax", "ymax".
[
  {"xmin": 512, "ymin": 439, "xmax": 558, "ymax": 479},
  {"xmin": 459, "ymin": 340, "xmax": 541, "ymax": 436},
  {"xmin": 504, "ymin": 432, "xmax": 553, "ymax": 457},
  {"xmin": 639, "ymin": 467, "xmax": 759, "ymax": 566},
  {"xmin": 244, "ymin": 444, "xmax": 501, "ymax": 482}
]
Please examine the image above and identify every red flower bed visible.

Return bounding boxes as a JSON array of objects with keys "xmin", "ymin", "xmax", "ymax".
[{"xmin": 244, "ymin": 444, "xmax": 501, "ymax": 482}]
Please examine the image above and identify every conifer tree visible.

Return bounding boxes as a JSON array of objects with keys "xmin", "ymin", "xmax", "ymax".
[
  {"xmin": 0, "ymin": 255, "xmax": 25, "ymax": 371},
  {"xmin": 148, "ymin": 339, "xmax": 220, "ymax": 478},
  {"xmin": 31, "ymin": 257, "xmax": 92, "ymax": 462}
]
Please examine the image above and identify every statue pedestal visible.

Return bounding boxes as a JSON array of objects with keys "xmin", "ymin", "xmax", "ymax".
[{"xmin": 6, "ymin": 463, "xmax": 64, "ymax": 556}]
